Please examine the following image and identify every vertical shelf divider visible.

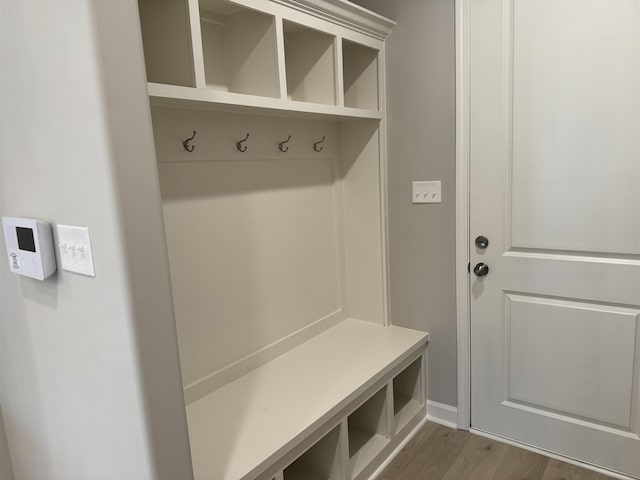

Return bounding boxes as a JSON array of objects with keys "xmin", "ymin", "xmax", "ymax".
[
  {"xmin": 385, "ymin": 380, "xmax": 395, "ymax": 439},
  {"xmin": 339, "ymin": 419, "xmax": 350, "ymax": 480},
  {"xmin": 335, "ymin": 37, "xmax": 345, "ymax": 107},
  {"xmin": 187, "ymin": 0, "xmax": 207, "ymax": 88},
  {"xmin": 275, "ymin": 15, "xmax": 289, "ymax": 100}
]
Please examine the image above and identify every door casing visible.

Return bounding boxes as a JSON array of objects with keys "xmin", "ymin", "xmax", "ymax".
[{"xmin": 455, "ymin": 0, "xmax": 472, "ymax": 432}]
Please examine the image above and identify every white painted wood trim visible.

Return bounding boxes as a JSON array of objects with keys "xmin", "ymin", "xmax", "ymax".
[
  {"xmin": 187, "ymin": 0, "xmax": 206, "ymax": 88},
  {"xmin": 367, "ymin": 416, "xmax": 430, "ymax": 480},
  {"xmin": 148, "ymin": 82, "xmax": 383, "ymax": 120},
  {"xmin": 427, "ymin": 401, "xmax": 459, "ymax": 429},
  {"xmin": 339, "ymin": 419, "xmax": 350, "ymax": 480},
  {"xmin": 274, "ymin": 15, "xmax": 289, "ymax": 100},
  {"xmin": 334, "ymin": 36, "xmax": 345, "ymax": 107},
  {"xmin": 378, "ymin": 42, "xmax": 391, "ymax": 327},
  {"xmin": 270, "ymin": 0, "xmax": 395, "ymax": 41},
  {"xmin": 455, "ymin": 0, "xmax": 472, "ymax": 431},
  {"xmin": 470, "ymin": 429, "xmax": 637, "ymax": 480}
]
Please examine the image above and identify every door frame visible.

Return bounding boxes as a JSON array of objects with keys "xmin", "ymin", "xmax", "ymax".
[{"xmin": 455, "ymin": 0, "xmax": 472, "ymax": 431}]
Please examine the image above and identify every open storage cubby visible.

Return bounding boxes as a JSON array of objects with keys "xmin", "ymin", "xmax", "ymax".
[
  {"xmin": 284, "ymin": 21, "xmax": 337, "ymax": 105},
  {"xmin": 347, "ymin": 387, "xmax": 389, "ymax": 478},
  {"xmin": 199, "ymin": 0, "xmax": 280, "ymax": 97},
  {"xmin": 342, "ymin": 40, "xmax": 379, "ymax": 110},
  {"xmin": 393, "ymin": 356, "xmax": 424, "ymax": 434},
  {"xmin": 138, "ymin": 0, "xmax": 196, "ymax": 87},
  {"xmin": 283, "ymin": 426, "xmax": 344, "ymax": 480}
]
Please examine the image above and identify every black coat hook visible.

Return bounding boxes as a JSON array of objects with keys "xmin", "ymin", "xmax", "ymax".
[
  {"xmin": 279, "ymin": 135, "xmax": 292, "ymax": 153},
  {"xmin": 313, "ymin": 136, "xmax": 326, "ymax": 152},
  {"xmin": 183, "ymin": 130, "xmax": 196, "ymax": 152},
  {"xmin": 236, "ymin": 133, "xmax": 250, "ymax": 152}
]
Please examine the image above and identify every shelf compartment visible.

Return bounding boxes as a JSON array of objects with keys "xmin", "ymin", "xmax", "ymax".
[
  {"xmin": 199, "ymin": 0, "xmax": 280, "ymax": 97},
  {"xmin": 138, "ymin": 0, "xmax": 196, "ymax": 87},
  {"xmin": 283, "ymin": 21, "xmax": 337, "ymax": 105},
  {"xmin": 283, "ymin": 426, "xmax": 344, "ymax": 480},
  {"xmin": 342, "ymin": 40, "xmax": 379, "ymax": 110},
  {"xmin": 347, "ymin": 387, "xmax": 389, "ymax": 478},
  {"xmin": 393, "ymin": 356, "xmax": 424, "ymax": 434}
]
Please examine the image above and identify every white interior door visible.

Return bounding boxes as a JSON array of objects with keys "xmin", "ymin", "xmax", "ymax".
[{"xmin": 468, "ymin": 0, "xmax": 640, "ymax": 477}]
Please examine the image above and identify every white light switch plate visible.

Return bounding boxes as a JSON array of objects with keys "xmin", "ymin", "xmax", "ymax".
[
  {"xmin": 412, "ymin": 181, "xmax": 442, "ymax": 204},
  {"xmin": 56, "ymin": 225, "xmax": 95, "ymax": 277}
]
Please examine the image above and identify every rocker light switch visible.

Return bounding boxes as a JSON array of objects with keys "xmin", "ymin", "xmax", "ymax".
[{"xmin": 56, "ymin": 225, "xmax": 95, "ymax": 277}]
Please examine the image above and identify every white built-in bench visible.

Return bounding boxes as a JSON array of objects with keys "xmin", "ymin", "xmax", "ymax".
[{"xmin": 186, "ymin": 319, "xmax": 429, "ymax": 480}]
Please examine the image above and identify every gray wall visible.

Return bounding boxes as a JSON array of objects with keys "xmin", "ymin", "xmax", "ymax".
[
  {"xmin": 0, "ymin": 0, "xmax": 192, "ymax": 478},
  {"xmin": 350, "ymin": 0, "xmax": 458, "ymax": 407}
]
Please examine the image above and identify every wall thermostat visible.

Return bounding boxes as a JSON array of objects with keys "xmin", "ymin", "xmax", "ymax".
[{"xmin": 2, "ymin": 217, "xmax": 57, "ymax": 280}]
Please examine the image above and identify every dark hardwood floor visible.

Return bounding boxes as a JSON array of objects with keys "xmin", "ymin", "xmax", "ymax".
[{"xmin": 378, "ymin": 422, "xmax": 616, "ymax": 480}]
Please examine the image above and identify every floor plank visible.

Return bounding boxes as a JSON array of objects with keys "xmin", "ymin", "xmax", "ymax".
[
  {"xmin": 376, "ymin": 422, "xmax": 438, "ymax": 480},
  {"xmin": 542, "ymin": 459, "xmax": 613, "ymax": 480},
  {"xmin": 398, "ymin": 425, "xmax": 470, "ymax": 480},
  {"xmin": 440, "ymin": 433, "xmax": 509, "ymax": 480},
  {"xmin": 492, "ymin": 445, "xmax": 549, "ymax": 480},
  {"xmin": 378, "ymin": 422, "xmax": 617, "ymax": 480}
]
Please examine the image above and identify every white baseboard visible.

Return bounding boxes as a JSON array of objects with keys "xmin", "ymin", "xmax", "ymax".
[{"xmin": 426, "ymin": 400, "xmax": 458, "ymax": 429}]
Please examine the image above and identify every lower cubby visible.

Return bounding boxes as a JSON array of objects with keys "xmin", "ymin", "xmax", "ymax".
[
  {"xmin": 347, "ymin": 387, "xmax": 389, "ymax": 478},
  {"xmin": 283, "ymin": 426, "xmax": 344, "ymax": 480},
  {"xmin": 393, "ymin": 356, "xmax": 424, "ymax": 434}
]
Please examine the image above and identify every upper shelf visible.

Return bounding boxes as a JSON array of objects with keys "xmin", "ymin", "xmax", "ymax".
[
  {"xmin": 138, "ymin": 0, "xmax": 391, "ymax": 119},
  {"xmin": 148, "ymin": 83, "xmax": 382, "ymax": 120}
]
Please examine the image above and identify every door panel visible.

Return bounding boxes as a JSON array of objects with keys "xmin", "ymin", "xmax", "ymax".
[
  {"xmin": 511, "ymin": 0, "xmax": 640, "ymax": 255},
  {"xmin": 506, "ymin": 293, "xmax": 639, "ymax": 429},
  {"xmin": 469, "ymin": 0, "xmax": 640, "ymax": 476}
]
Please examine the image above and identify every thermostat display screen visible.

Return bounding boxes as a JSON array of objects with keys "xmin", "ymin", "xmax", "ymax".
[{"xmin": 16, "ymin": 227, "xmax": 36, "ymax": 253}]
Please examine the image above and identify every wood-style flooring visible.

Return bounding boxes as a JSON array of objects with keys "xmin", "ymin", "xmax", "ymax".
[{"xmin": 378, "ymin": 422, "xmax": 615, "ymax": 480}]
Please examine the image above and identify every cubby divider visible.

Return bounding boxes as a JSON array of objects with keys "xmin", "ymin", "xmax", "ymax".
[
  {"xmin": 393, "ymin": 356, "xmax": 424, "ymax": 434},
  {"xmin": 283, "ymin": 426, "xmax": 344, "ymax": 480},
  {"xmin": 347, "ymin": 387, "xmax": 390, "ymax": 478}
]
